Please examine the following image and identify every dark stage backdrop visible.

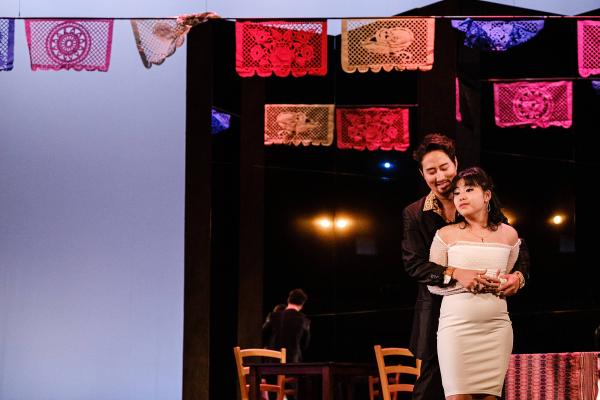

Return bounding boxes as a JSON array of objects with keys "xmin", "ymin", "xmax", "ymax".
[{"xmin": 185, "ymin": 3, "xmax": 600, "ymax": 399}]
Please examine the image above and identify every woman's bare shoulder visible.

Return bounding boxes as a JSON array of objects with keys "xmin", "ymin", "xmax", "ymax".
[
  {"xmin": 500, "ymin": 223, "xmax": 519, "ymax": 244},
  {"xmin": 438, "ymin": 224, "xmax": 461, "ymax": 242}
]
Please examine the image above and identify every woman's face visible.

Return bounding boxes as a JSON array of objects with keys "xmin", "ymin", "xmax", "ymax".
[{"xmin": 453, "ymin": 178, "xmax": 491, "ymax": 217}]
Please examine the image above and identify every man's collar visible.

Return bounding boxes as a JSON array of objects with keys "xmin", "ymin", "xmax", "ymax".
[
  {"xmin": 423, "ymin": 191, "xmax": 440, "ymax": 212},
  {"xmin": 423, "ymin": 191, "xmax": 454, "ymax": 222}
]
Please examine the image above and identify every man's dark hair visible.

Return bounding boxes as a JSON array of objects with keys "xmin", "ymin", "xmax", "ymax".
[
  {"xmin": 413, "ymin": 133, "xmax": 456, "ymax": 169},
  {"xmin": 288, "ymin": 288, "xmax": 308, "ymax": 306}
]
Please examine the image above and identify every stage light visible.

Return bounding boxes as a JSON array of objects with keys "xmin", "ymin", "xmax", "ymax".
[
  {"xmin": 381, "ymin": 161, "xmax": 393, "ymax": 169},
  {"xmin": 315, "ymin": 217, "xmax": 333, "ymax": 229},
  {"xmin": 311, "ymin": 215, "xmax": 355, "ymax": 232},
  {"xmin": 335, "ymin": 218, "xmax": 350, "ymax": 229},
  {"xmin": 551, "ymin": 214, "xmax": 564, "ymax": 225}
]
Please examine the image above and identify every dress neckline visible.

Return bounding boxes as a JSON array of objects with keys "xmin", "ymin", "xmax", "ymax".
[
  {"xmin": 448, "ymin": 240, "xmax": 514, "ymax": 249},
  {"xmin": 434, "ymin": 232, "xmax": 520, "ymax": 249}
]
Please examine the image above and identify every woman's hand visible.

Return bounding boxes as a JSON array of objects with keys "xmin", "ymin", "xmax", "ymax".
[{"xmin": 453, "ymin": 268, "xmax": 500, "ymax": 293}]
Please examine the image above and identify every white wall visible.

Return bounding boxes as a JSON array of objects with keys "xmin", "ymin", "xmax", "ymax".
[
  {"xmin": 0, "ymin": 1, "xmax": 598, "ymax": 399},
  {"xmin": 0, "ymin": 4, "xmax": 187, "ymax": 400}
]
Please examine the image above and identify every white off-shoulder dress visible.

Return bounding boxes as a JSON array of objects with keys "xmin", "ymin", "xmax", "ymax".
[{"xmin": 429, "ymin": 232, "xmax": 520, "ymax": 397}]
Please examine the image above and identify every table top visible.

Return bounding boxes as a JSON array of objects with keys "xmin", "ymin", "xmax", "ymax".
[{"xmin": 246, "ymin": 361, "xmax": 377, "ymax": 375}]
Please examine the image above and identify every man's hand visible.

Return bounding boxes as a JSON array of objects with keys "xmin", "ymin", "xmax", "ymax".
[{"xmin": 498, "ymin": 273, "xmax": 521, "ymax": 297}]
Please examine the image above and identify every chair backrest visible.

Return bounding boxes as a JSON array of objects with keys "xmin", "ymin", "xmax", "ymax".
[
  {"xmin": 233, "ymin": 346, "xmax": 287, "ymax": 400},
  {"xmin": 373, "ymin": 345, "xmax": 421, "ymax": 400}
]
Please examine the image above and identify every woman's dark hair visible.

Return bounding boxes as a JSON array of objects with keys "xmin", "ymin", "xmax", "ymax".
[
  {"xmin": 413, "ymin": 133, "xmax": 456, "ymax": 170},
  {"xmin": 451, "ymin": 167, "xmax": 504, "ymax": 230}
]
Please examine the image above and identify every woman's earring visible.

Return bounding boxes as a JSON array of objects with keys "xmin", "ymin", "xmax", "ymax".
[{"xmin": 487, "ymin": 202, "xmax": 491, "ymax": 212}]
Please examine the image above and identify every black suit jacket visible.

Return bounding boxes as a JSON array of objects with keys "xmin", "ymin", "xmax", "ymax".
[
  {"xmin": 262, "ymin": 309, "xmax": 311, "ymax": 363},
  {"xmin": 401, "ymin": 195, "xmax": 530, "ymax": 360}
]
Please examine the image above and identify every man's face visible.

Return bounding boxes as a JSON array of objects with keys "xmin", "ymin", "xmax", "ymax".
[{"xmin": 420, "ymin": 150, "xmax": 457, "ymax": 199}]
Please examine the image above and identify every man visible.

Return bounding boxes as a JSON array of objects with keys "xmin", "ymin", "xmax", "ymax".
[
  {"xmin": 402, "ymin": 133, "xmax": 528, "ymax": 399},
  {"xmin": 262, "ymin": 288, "xmax": 311, "ymax": 363}
]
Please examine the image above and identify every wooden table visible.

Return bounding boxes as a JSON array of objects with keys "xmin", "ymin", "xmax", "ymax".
[{"xmin": 247, "ymin": 362, "xmax": 377, "ymax": 400}]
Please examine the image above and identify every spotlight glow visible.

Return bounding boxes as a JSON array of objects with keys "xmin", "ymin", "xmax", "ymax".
[
  {"xmin": 503, "ymin": 209, "xmax": 516, "ymax": 225},
  {"xmin": 552, "ymin": 215, "xmax": 564, "ymax": 225},
  {"xmin": 335, "ymin": 218, "xmax": 350, "ymax": 229},
  {"xmin": 311, "ymin": 215, "xmax": 356, "ymax": 232},
  {"xmin": 316, "ymin": 218, "xmax": 333, "ymax": 229},
  {"xmin": 383, "ymin": 162, "xmax": 392, "ymax": 169}
]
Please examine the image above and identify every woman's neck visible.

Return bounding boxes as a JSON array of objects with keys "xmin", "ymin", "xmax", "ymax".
[{"xmin": 465, "ymin": 213, "xmax": 489, "ymax": 229}]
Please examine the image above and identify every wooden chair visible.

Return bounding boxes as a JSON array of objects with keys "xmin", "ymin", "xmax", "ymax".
[
  {"xmin": 233, "ymin": 346, "xmax": 286, "ymax": 400},
  {"xmin": 368, "ymin": 375, "xmax": 382, "ymax": 400},
  {"xmin": 370, "ymin": 374, "xmax": 404, "ymax": 400},
  {"xmin": 372, "ymin": 345, "xmax": 421, "ymax": 400}
]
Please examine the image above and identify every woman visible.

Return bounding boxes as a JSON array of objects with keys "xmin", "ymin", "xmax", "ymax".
[{"xmin": 428, "ymin": 167, "xmax": 521, "ymax": 400}]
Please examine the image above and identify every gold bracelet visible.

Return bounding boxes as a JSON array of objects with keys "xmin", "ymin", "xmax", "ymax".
[{"xmin": 514, "ymin": 271, "xmax": 525, "ymax": 289}]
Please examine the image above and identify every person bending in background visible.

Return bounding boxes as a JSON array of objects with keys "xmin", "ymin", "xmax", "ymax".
[{"xmin": 262, "ymin": 288, "xmax": 310, "ymax": 363}]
